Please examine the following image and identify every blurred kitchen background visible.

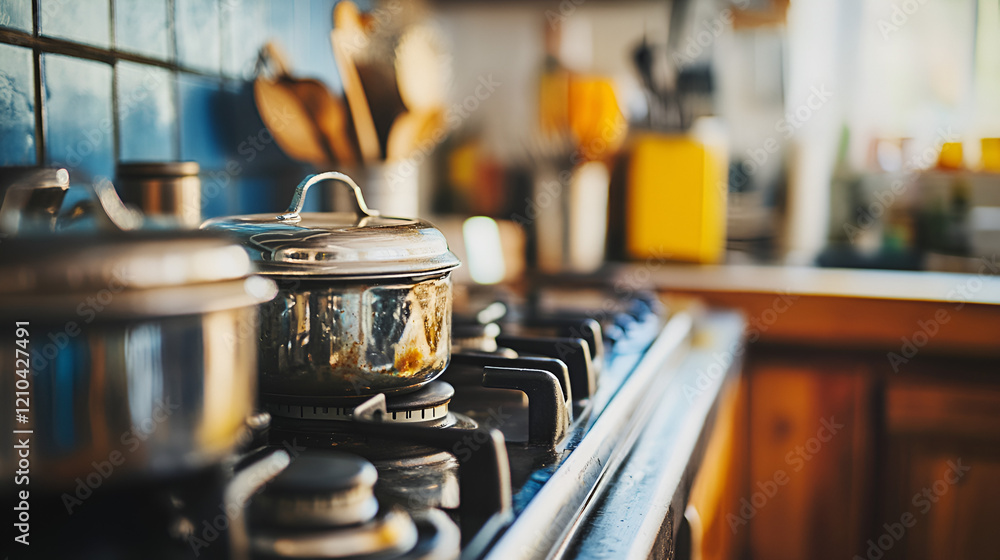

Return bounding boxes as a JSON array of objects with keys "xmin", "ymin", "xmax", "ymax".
[
  {"xmin": 1, "ymin": 0, "xmax": 997, "ymax": 274},
  {"xmin": 3, "ymin": 3, "xmax": 1000, "ymax": 560}
]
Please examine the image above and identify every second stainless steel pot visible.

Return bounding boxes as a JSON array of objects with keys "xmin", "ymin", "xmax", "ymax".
[
  {"xmin": 0, "ymin": 231, "xmax": 276, "ymax": 487},
  {"xmin": 202, "ymin": 172, "xmax": 461, "ymax": 401}
]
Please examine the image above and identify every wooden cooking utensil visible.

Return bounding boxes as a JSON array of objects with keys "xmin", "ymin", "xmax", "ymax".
[
  {"xmin": 355, "ymin": 61, "xmax": 407, "ymax": 157},
  {"xmin": 394, "ymin": 24, "xmax": 449, "ymax": 113},
  {"xmin": 284, "ymin": 76, "xmax": 357, "ymax": 166},
  {"xmin": 386, "ymin": 111, "xmax": 422, "ymax": 161},
  {"xmin": 387, "ymin": 109, "xmax": 444, "ymax": 161},
  {"xmin": 331, "ymin": 1, "xmax": 381, "ymax": 163},
  {"xmin": 253, "ymin": 50, "xmax": 331, "ymax": 167}
]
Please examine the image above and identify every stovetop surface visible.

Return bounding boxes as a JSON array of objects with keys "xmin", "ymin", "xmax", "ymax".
[
  {"xmin": 237, "ymin": 286, "xmax": 678, "ymax": 559},
  {"xmin": 12, "ymin": 288, "xmax": 746, "ymax": 560}
]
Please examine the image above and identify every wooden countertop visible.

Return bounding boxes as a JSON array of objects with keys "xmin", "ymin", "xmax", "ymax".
[
  {"xmin": 620, "ymin": 263, "xmax": 1000, "ymax": 305},
  {"xmin": 611, "ymin": 263, "xmax": 1000, "ymax": 356}
]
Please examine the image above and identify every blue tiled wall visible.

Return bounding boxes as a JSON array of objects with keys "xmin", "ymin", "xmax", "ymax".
[
  {"xmin": 115, "ymin": 0, "xmax": 170, "ymax": 60},
  {"xmin": 0, "ymin": 0, "xmax": 359, "ymax": 217},
  {"xmin": 0, "ymin": 0, "xmax": 31, "ymax": 32},
  {"xmin": 117, "ymin": 62, "xmax": 176, "ymax": 162},
  {"xmin": 40, "ymin": 0, "xmax": 111, "ymax": 48},
  {"xmin": 43, "ymin": 53, "xmax": 115, "ymax": 183},
  {"xmin": 0, "ymin": 42, "xmax": 35, "ymax": 165}
]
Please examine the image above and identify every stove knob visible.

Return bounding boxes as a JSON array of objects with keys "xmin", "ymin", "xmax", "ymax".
[{"xmin": 249, "ymin": 451, "xmax": 379, "ymax": 528}]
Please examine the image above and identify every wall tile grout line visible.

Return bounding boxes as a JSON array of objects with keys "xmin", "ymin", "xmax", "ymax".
[
  {"xmin": 217, "ymin": 0, "xmax": 232, "ymax": 206},
  {"xmin": 0, "ymin": 28, "xmax": 220, "ymax": 78},
  {"xmin": 168, "ymin": 0, "xmax": 182, "ymax": 160},
  {"xmin": 30, "ymin": 0, "xmax": 44, "ymax": 166},
  {"xmin": 1, "ymin": 0, "xmax": 325, "ymax": 218},
  {"xmin": 109, "ymin": 0, "xmax": 120, "ymax": 166},
  {"xmin": 1, "ymin": 1, "xmax": 239, "ymax": 173},
  {"xmin": 217, "ymin": 0, "xmax": 225, "ymax": 79}
]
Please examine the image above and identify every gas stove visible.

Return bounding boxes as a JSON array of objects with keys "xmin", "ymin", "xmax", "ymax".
[
  {"xmin": 223, "ymin": 286, "xmax": 742, "ymax": 560},
  {"xmin": 15, "ymin": 286, "xmax": 743, "ymax": 560},
  {"xmin": 231, "ymin": 288, "xmax": 667, "ymax": 556}
]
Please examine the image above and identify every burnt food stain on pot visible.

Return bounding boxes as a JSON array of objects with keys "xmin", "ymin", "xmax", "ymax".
[
  {"xmin": 394, "ymin": 347, "xmax": 424, "ymax": 375},
  {"xmin": 413, "ymin": 279, "xmax": 448, "ymax": 354}
]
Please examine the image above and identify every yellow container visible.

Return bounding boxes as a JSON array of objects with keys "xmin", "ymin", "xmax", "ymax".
[
  {"xmin": 981, "ymin": 138, "xmax": 1000, "ymax": 172},
  {"xmin": 626, "ymin": 134, "xmax": 727, "ymax": 263}
]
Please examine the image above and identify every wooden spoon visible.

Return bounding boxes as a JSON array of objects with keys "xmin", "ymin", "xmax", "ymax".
[
  {"xmin": 387, "ymin": 109, "xmax": 444, "ymax": 161},
  {"xmin": 355, "ymin": 61, "xmax": 406, "ymax": 157},
  {"xmin": 332, "ymin": 1, "xmax": 381, "ymax": 163},
  {"xmin": 285, "ymin": 79, "xmax": 357, "ymax": 165},
  {"xmin": 254, "ymin": 76, "xmax": 331, "ymax": 167},
  {"xmin": 394, "ymin": 24, "xmax": 449, "ymax": 113},
  {"xmin": 253, "ymin": 43, "xmax": 333, "ymax": 166}
]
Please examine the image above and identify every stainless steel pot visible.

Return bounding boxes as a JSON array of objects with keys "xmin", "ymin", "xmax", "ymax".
[
  {"xmin": 0, "ymin": 232, "xmax": 277, "ymax": 487},
  {"xmin": 202, "ymin": 172, "xmax": 461, "ymax": 401}
]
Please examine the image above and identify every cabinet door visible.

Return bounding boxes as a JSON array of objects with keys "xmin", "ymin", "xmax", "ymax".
[
  {"xmin": 745, "ymin": 350, "xmax": 875, "ymax": 560},
  {"xmin": 881, "ymin": 380, "xmax": 1000, "ymax": 560}
]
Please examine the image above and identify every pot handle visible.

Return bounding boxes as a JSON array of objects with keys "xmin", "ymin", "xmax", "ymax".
[{"xmin": 276, "ymin": 171, "xmax": 380, "ymax": 222}]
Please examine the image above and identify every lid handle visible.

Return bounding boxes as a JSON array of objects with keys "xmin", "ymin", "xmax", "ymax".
[{"xmin": 276, "ymin": 172, "xmax": 379, "ymax": 222}]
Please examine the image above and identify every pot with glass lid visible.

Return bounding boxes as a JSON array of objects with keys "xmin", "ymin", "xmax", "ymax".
[{"xmin": 202, "ymin": 172, "xmax": 460, "ymax": 403}]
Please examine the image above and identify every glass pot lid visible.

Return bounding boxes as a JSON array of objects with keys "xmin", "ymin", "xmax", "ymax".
[{"xmin": 201, "ymin": 172, "xmax": 461, "ymax": 280}]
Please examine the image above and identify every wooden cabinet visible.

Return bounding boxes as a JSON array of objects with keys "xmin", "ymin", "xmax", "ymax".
[
  {"xmin": 879, "ymin": 371, "xmax": 1000, "ymax": 560},
  {"xmin": 656, "ymin": 279, "xmax": 1000, "ymax": 560},
  {"xmin": 687, "ymin": 373, "xmax": 749, "ymax": 560},
  {"xmin": 734, "ymin": 349, "xmax": 1000, "ymax": 560},
  {"xmin": 742, "ymin": 348, "xmax": 876, "ymax": 560}
]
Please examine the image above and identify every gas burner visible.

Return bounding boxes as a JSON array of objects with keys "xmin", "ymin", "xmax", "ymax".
[
  {"xmin": 246, "ymin": 451, "xmax": 459, "ymax": 560},
  {"xmin": 373, "ymin": 450, "xmax": 461, "ymax": 510},
  {"xmin": 264, "ymin": 382, "xmax": 456, "ymax": 425},
  {"xmin": 383, "ymin": 382, "xmax": 454, "ymax": 424},
  {"xmin": 525, "ymin": 287, "xmax": 665, "ymax": 354},
  {"xmin": 451, "ymin": 300, "xmax": 609, "ymax": 402},
  {"xmin": 249, "ymin": 453, "xmax": 378, "ymax": 528},
  {"xmin": 264, "ymin": 383, "xmax": 475, "ymax": 510}
]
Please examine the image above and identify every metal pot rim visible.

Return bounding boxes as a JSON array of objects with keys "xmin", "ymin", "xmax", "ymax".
[
  {"xmin": 252, "ymin": 264, "xmax": 459, "ymax": 282},
  {"xmin": 0, "ymin": 231, "xmax": 276, "ymax": 318},
  {"xmin": 0, "ymin": 277, "xmax": 277, "ymax": 320}
]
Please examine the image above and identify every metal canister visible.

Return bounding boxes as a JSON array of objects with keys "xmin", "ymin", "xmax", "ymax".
[{"xmin": 117, "ymin": 161, "xmax": 201, "ymax": 228}]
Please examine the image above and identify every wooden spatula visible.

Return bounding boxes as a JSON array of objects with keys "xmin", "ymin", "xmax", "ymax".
[
  {"xmin": 331, "ymin": 1, "xmax": 381, "ymax": 163},
  {"xmin": 253, "ymin": 47, "xmax": 331, "ymax": 167}
]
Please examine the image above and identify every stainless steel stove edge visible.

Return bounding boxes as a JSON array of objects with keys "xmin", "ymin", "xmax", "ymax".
[
  {"xmin": 564, "ymin": 311, "xmax": 746, "ymax": 560},
  {"xmin": 478, "ymin": 311, "xmax": 698, "ymax": 560}
]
